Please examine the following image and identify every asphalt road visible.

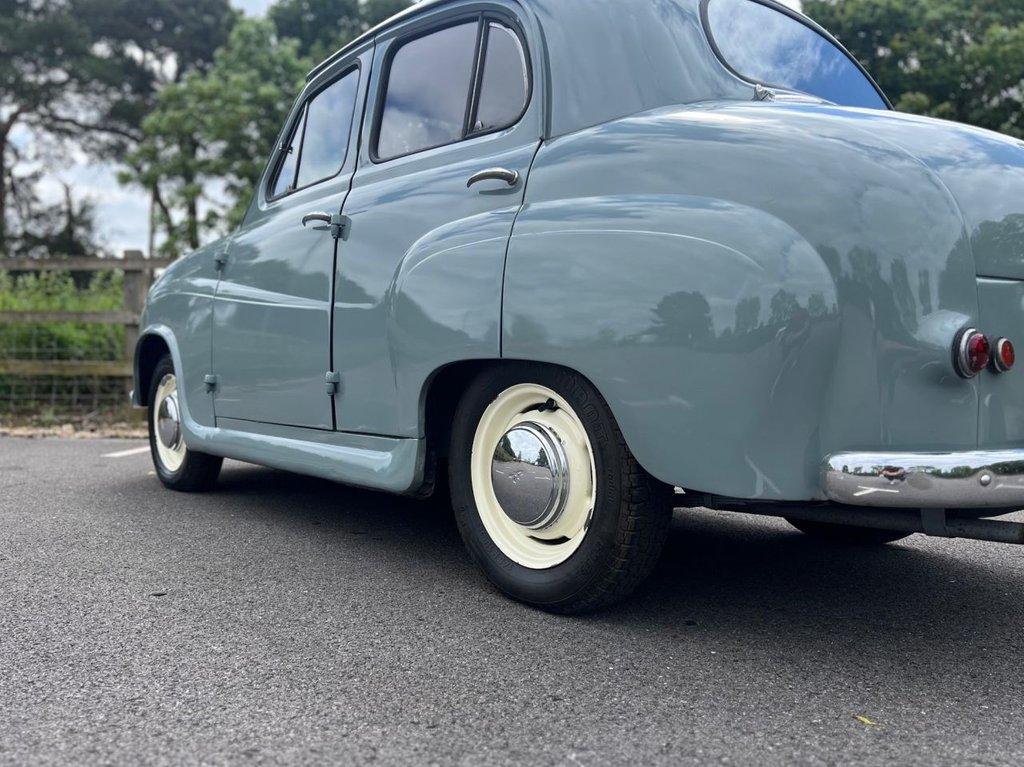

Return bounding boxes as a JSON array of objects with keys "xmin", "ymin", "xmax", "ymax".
[{"xmin": 2, "ymin": 437, "xmax": 1024, "ymax": 766}]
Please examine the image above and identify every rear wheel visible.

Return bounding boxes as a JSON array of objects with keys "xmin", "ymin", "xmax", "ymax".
[
  {"xmin": 148, "ymin": 354, "xmax": 222, "ymax": 492},
  {"xmin": 449, "ymin": 364, "xmax": 672, "ymax": 614},
  {"xmin": 786, "ymin": 518, "xmax": 910, "ymax": 545}
]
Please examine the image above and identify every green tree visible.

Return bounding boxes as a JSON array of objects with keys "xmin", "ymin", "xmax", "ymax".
[
  {"xmin": 71, "ymin": 0, "xmax": 237, "ymax": 255},
  {"xmin": 200, "ymin": 18, "xmax": 312, "ymax": 230},
  {"xmin": 16, "ymin": 183, "xmax": 107, "ymax": 263},
  {"xmin": 121, "ymin": 18, "xmax": 309, "ymax": 254},
  {"xmin": 805, "ymin": 0, "xmax": 1024, "ymax": 138},
  {"xmin": 0, "ymin": 0, "xmax": 93, "ymax": 253},
  {"xmin": 0, "ymin": 0, "xmax": 235, "ymax": 258},
  {"xmin": 122, "ymin": 1, "xmax": 415, "ymax": 256}
]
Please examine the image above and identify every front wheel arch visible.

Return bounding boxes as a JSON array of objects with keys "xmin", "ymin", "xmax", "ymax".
[{"xmin": 134, "ymin": 333, "xmax": 171, "ymax": 407}]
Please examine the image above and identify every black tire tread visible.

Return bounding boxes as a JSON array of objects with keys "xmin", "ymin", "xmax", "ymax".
[{"xmin": 552, "ymin": 416, "xmax": 671, "ymax": 614}]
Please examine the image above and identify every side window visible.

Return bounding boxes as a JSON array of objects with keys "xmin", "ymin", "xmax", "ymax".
[
  {"xmin": 271, "ymin": 107, "xmax": 306, "ymax": 199},
  {"xmin": 472, "ymin": 23, "xmax": 529, "ymax": 134},
  {"xmin": 375, "ymin": 17, "xmax": 531, "ymax": 161},
  {"xmin": 296, "ymin": 72, "xmax": 360, "ymax": 188},
  {"xmin": 377, "ymin": 22, "xmax": 480, "ymax": 160},
  {"xmin": 705, "ymin": 0, "xmax": 888, "ymax": 110},
  {"xmin": 269, "ymin": 67, "xmax": 360, "ymax": 199}
]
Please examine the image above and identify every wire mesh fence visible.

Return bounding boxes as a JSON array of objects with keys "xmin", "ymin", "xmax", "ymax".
[
  {"xmin": 0, "ymin": 375, "xmax": 130, "ymax": 417},
  {"xmin": 0, "ymin": 255, "xmax": 172, "ymax": 426}
]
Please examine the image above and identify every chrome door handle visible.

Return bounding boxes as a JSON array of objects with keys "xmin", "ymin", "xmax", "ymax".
[
  {"xmin": 302, "ymin": 212, "xmax": 333, "ymax": 229},
  {"xmin": 467, "ymin": 168, "xmax": 520, "ymax": 188},
  {"xmin": 302, "ymin": 211, "xmax": 352, "ymax": 240}
]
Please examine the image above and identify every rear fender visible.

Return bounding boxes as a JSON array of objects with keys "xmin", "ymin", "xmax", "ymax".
[{"xmin": 504, "ymin": 193, "xmax": 839, "ymax": 499}]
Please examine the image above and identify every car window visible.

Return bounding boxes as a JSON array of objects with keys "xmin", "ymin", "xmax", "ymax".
[
  {"xmin": 376, "ymin": 22, "xmax": 480, "ymax": 160},
  {"xmin": 296, "ymin": 70, "xmax": 360, "ymax": 188},
  {"xmin": 268, "ymin": 67, "xmax": 359, "ymax": 199},
  {"xmin": 706, "ymin": 0, "xmax": 888, "ymax": 110},
  {"xmin": 472, "ymin": 23, "xmax": 529, "ymax": 134},
  {"xmin": 271, "ymin": 106, "xmax": 307, "ymax": 199}
]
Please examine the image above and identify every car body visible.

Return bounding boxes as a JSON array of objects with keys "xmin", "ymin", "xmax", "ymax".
[{"xmin": 135, "ymin": 0, "xmax": 1024, "ymax": 611}]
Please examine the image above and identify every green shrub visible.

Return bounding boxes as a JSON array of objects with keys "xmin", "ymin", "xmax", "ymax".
[{"xmin": 0, "ymin": 270, "xmax": 125, "ymax": 361}]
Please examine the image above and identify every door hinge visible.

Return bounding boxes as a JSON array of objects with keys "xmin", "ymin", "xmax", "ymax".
[
  {"xmin": 325, "ymin": 371, "xmax": 342, "ymax": 396},
  {"xmin": 204, "ymin": 374, "xmax": 219, "ymax": 393},
  {"xmin": 331, "ymin": 214, "xmax": 351, "ymax": 241}
]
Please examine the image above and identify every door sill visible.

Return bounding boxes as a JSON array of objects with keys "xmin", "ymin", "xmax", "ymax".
[{"xmin": 183, "ymin": 417, "xmax": 424, "ymax": 494}]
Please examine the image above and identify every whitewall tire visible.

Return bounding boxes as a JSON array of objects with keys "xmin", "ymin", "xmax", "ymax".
[
  {"xmin": 147, "ymin": 354, "xmax": 222, "ymax": 493},
  {"xmin": 449, "ymin": 363, "xmax": 672, "ymax": 614}
]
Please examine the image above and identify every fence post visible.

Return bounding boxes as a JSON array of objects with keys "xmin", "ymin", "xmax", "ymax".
[{"xmin": 121, "ymin": 250, "xmax": 148, "ymax": 379}]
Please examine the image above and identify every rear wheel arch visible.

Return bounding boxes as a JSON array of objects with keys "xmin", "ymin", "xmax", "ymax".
[
  {"xmin": 418, "ymin": 358, "xmax": 656, "ymax": 492},
  {"xmin": 422, "ymin": 359, "xmax": 617, "ymax": 455}
]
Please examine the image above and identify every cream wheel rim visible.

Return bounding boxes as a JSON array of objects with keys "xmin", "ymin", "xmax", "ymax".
[
  {"xmin": 471, "ymin": 384, "xmax": 597, "ymax": 569},
  {"xmin": 153, "ymin": 373, "xmax": 186, "ymax": 473}
]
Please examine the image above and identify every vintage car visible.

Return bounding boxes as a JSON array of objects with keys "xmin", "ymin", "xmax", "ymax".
[{"xmin": 135, "ymin": 0, "xmax": 1024, "ymax": 612}]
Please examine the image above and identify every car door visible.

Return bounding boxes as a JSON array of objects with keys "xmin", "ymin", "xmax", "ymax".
[
  {"xmin": 333, "ymin": 6, "xmax": 542, "ymax": 437},
  {"xmin": 212, "ymin": 47, "xmax": 370, "ymax": 430}
]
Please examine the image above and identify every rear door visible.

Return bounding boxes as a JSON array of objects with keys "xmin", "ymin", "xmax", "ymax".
[
  {"xmin": 212, "ymin": 46, "xmax": 371, "ymax": 429},
  {"xmin": 332, "ymin": 6, "xmax": 542, "ymax": 436}
]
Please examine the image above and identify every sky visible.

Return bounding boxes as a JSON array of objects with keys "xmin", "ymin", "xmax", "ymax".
[
  {"xmin": 28, "ymin": 0, "xmax": 802, "ymax": 255},
  {"xmin": 233, "ymin": 0, "xmax": 274, "ymax": 15}
]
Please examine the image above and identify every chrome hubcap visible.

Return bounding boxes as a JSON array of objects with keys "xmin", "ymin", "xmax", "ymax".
[
  {"xmin": 152, "ymin": 374, "xmax": 187, "ymax": 473},
  {"xmin": 157, "ymin": 391, "xmax": 182, "ymax": 450},
  {"xmin": 471, "ymin": 384, "xmax": 597, "ymax": 570},
  {"xmin": 491, "ymin": 421, "xmax": 570, "ymax": 530}
]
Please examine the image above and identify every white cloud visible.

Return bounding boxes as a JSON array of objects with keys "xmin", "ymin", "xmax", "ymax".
[{"xmin": 39, "ymin": 165, "xmax": 151, "ymax": 254}]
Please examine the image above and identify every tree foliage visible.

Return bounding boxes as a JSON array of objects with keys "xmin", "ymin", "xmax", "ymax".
[
  {"xmin": 120, "ymin": 19, "xmax": 310, "ymax": 253},
  {"xmin": 269, "ymin": 0, "xmax": 411, "ymax": 60},
  {"xmin": 121, "ymin": 0, "xmax": 413, "ymax": 255},
  {"xmin": 805, "ymin": 0, "xmax": 1024, "ymax": 137},
  {"xmin": 0, "ymin": 0, "xmax": 234, "ymax": 258},
  {"xmin": 1, "ymin": 0, "xmax": 96, "ymax": 253}
]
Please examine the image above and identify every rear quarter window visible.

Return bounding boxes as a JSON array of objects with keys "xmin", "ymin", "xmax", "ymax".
[{"xmin": 705, "ymin": 0, "xmax": 888, "ymax": 110}]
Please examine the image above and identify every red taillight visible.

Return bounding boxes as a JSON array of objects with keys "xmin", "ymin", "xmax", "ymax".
[
  {"xmin": 993, "ymin": 338, "xmax": 1016, "ymax": 373},
  {"xmin": 954, "ymin": 328, "xmax": 991, "ymax": 378}
]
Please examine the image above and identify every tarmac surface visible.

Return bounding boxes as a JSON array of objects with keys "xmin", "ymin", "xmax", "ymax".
[{"xmin": 2, "ymin": 436, "xmax": 1023, "ymax": 765}]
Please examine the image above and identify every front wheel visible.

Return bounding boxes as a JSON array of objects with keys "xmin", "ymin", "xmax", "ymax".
[
  {"xmin": 786, "ymin": 518, "xmax": 911, "ymax": 545},
  {"xmin": 449, "ymin": 364, "xmax": 672, "ymax": 614},
  {"xmin": 148, "ymin": 354, "xmax": 223, "ymax": 492}
]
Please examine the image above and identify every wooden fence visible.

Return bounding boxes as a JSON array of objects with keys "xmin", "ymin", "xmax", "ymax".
[{"xmin": 0, "ymin": 252, "xmax": 174, "ymax": 381}]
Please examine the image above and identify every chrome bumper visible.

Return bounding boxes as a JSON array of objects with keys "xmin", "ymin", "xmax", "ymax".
[{"xmin": 824, "ymin": 450, "xmax": 1024, "ymax": 509}]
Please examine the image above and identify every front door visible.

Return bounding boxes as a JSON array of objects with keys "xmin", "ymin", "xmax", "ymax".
[
  {"xmin": 213, "ymin": 48, "xmax": 370, "ymax": 430},
  {"xmin": 332, "ymin": 7, "xmax": 543, "ymax": 437}
]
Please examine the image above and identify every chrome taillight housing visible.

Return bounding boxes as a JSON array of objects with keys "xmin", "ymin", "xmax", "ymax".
[
  {"xmin": 954, "ymin": 328, "xmax": 991, "ymax": 378},
  {"xmin": 992, "ymin": 338, "xmax": 1016, "ymax": 373}
]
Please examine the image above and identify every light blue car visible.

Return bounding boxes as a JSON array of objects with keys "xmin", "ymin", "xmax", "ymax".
[{"xmin": 134, "ymin": 0, "xmax": 1024, "ymax": 612}]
